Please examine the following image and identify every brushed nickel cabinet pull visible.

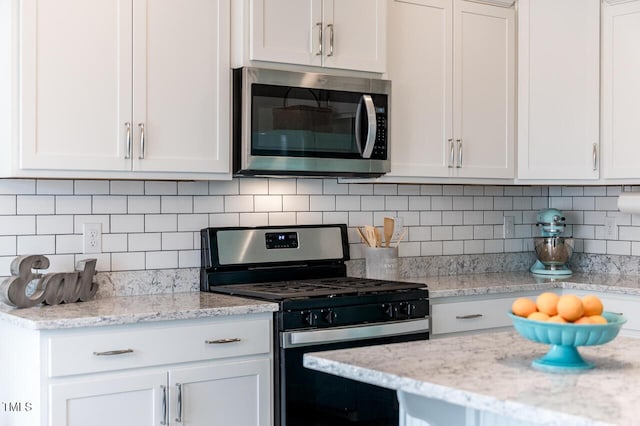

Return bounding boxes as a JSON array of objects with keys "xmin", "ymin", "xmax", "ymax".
[
  {"xmin": 327, "ymin": 24, "xmax": 334, "ymax": 57},
  {"xmin": 175, "ymin": 383, "xmax": 183, "ymax": 423},
  {"xmin": 138, "ymin": 123, "xmax": 145, "ymax": 160},
  {"xmin": 592, "ymin": 143, "xmax": 598, "ymax": 171},
  {"xmin": 455, "ymin": 314, "xmax": 483, "ymax": 320},
  {"xmin": 205, "ymin": 338, "xmax": 242, "ymax": 344},
  {"xmin": 456, "ymin": 138, "xmax": 463, "ymax": 168},
  {"xmin": 315, "ymin": 22, "xmax": 323, "ymax": 56},
  {"xmin": 93, "ymin": 349, "xmax": 134, "ymax": 356},
  {"xmin": 124, "ymin": 122, "xmax": 131, "ymax": 159},
  {"xmin": 448, "ymin": 138, "xmax": 454, "ymax": 168},
  {"xmin": 160, "ymin": 385, "xmax": 167, "ymax": 425}
]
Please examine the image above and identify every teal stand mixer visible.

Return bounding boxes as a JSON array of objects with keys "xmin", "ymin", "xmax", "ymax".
[{"xmin": 530, "ymin": 208, "xmax": 574, "ymax": 276}]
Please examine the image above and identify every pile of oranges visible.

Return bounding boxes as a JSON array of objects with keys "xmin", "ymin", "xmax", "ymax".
[{"xmin": 512, "ymin": 293, "xmax": 607, "ymax": 324}]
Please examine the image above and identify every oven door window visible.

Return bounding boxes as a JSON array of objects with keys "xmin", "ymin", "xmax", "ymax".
[
  {"xmin": 280, "ymin": 333, "xmax": 427, "ymax": 426},
  {"xmin": 251, "ymin": 84, "xmax": 386, "ymax": 160}
]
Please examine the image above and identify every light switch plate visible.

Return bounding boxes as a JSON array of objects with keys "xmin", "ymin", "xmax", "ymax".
[
  {"xmin": 604, "ymin": 217, "xmax": 618, "ymax": 240},
  {"xmin": 503, "ymin": 216, "xmax": 515, "ymax": 239}
]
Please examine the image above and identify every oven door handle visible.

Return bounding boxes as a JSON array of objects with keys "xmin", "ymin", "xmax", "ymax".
[{"xmin": 281, "ymin": 318, "xmax": 429, "ymax": 349}]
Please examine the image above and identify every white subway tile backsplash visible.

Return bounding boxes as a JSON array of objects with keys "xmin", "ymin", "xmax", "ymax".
[
  {"xmin": 431, "ymin": 196, "xmax": 452, "ymax": 211},
  {"xmin": 348, "ymin": 211, "xmax": 373, "ymax": 227},
  {"xmin": 409, "ymin": 196, "xmax": 430, "ymax": 211},
  {"xmin": 145, "ymin": 181, "xmax": 177, "ymax": 195},
  {"xmin": 522, "ymin": 187, "xmax": 542, "ymax": 196},
  {"xmin": 443, "ymin": 240, "xmax": 463, "ymax": 255},
  {"xmin": 335, "ymin": 195, "xmax": 360, "ymax": 211},
  {"xmin": 37, "ymin": 180, "xmax": 74, "ymax": 195},
  {"xmin": 474, "ymin": 225, "xmax": 494, "ymax": 240},
  {"xmin": 178, "ymin": 214, "xmax": 209, "ymax": 232},
  {"xmin": 463, "ymin": 211, "xmax": 483, "ymax": 225},
  {"xmin": 484, "ymin": 240, "xmax": 504, "ymax": 253},
  {"xmin": 193, "ymin": 196, "xmax": 223, "ymax": 213},
  {"xmin": 240, "ymin": 178, "xmax": 268, "ymax": 195},
  {"xmin": 178, "ymin": 250, "xmax": 200, "ymax": 268},
  {"xmin": 162, "ymin": 232, "xmax": 193, "ymax": 250},
  {"xmin": 75, "ymin": 180, "xmax": 110, "ymax": 195},
  {"xmin": 17, "ymin": 235, "xmax": 55, "ymax": 255},
  {"xmin": 549, "ymin": 197, "xmax": 573, "ymax": 210},
  {"xmin": 532, "ymin": 197, "xmax": 548, "ymax": 210},
  {"xmin": 473, "ymin": 197, "xmax": 493, "ymax": 210},
  {"xmin": 442, "ymin": 211, "xmax": 463, "ymax": 226},
  {"xmin": 255, "ymin": 195, "xmax": 282, "ymax": 212},
  {"xmin": 348, "ymin": 184, "xmax": 373, "ymax": 195},
  {"xmin": 583, "ymin": 186, "xmax": 607, "ymax": 196},
  {"xmin": 0, "ymin": 216, "xmax": 36, "ymax": 236},
  {"xmin": 111, "ymin": 180, "xmax": 145, "ymax": 195},
  {"xmin": 43, "ymin": 254, "xmax": 76, "ymax": 273},
  {"xmin": 595, "ymin": 197, "xmax": 619, "ymax": 211},
  {"xmin": 0, "ymin": 196, "xmax": 17, "ymax": 215},
  {"xmin": 209, "ymin": 180, "xmax": 239, "ymax": 195},
  {"xmin": 493, "ymin": 197, "xmax": 513, "ymax": 210},
  {"xmin": 483, "ymin": 186, "xmax": 504, "ymax": 196},
  {"xmin": 420, "ymin": 211, "xmax": 442, "ymax": 226},
  {"xmin": 420, "ymin": 185, "xmax": 442, "ymax": 196},
  {"xmin": 373, "ymin": 184, "xmax": 397, "ymax": 196},
  {"xmin": 453, "ymin": 197, "xmax": 473, "ymax": 211},
  {"xmin": 268, "ymin": 212, "xmax": 296, "ymax": 226},
  {"xmin": 463, "ymin": 186, "xmax": 484, "ymax": 196},
  {"xmin": 409, "ymin": 226, "xmax": 431, "ymax": 241},
  {"xmin": 572, "ymin": 197, "xmax": 595, "ymax": 211},
  {"xmin": 129, "ymin": 233, "xmax": 161, "ymax": 252},
  {"xmin": 323, "ymin": 179, "xmax": 349, "ymax": 195},
  {"xmin": 76, "ymin": 253, "xmax": 111, "ymax": 271},
  {"xmin": 464, "ymin": 240, "xmax": 484, "ymax": 254},
  {"xmin": 268, "ymin": 178, "xmax": 297, "ymax": 195},
  {"xmin": 584, "ymin": 239, "xmax": 606, "ymax": 254},
  {"xmin": 296, "ymin": 179, "xmax": 323, "ymax": 194},
  {"xmin": 399, "ymin": 241, "xmax": 421, "ymax": 257},
  {"xmin": 504, "ymin": 239, "xmax": 523, "ymax": 252},
  {"xmin": 112, "ymin": 252, "xmax": 145, "ymax": 271},
  {"xmin": 178, "ymin": 181, "xmax": 208, "ymax": 195},
  {"xmin": 310, "ymin": 195, "xmax": 336, "ymax": 211},
  {"xmin": 504, "ymin": 187, "xmax": 523, "ymax": 196},
  {"xmin": 0, "ymin": 256, "xmax": 12, "ymax": 275},
  {"xmin": 483, "ymin": 211, "xmax": 503, "ymax": 225},
  {"xmin": 385, "ymin": 196, "xmax": 408, "ymax": 211},
  {"xmin": 398, "ymin": 185, "xmax": 420, "ymax": 196},
  {"xmin": 296, "ymin": 212, "xmax": 323, "ymax": 224},
  {"xmin": 93, "ymin": 196, "xmax": 127, "ymax": 214},
  {"xmin": 128, "ymin": 196, "xmax": 160, "ymax": 214},
  {"xmin": 396, "ymin": 211, "xmax": 420, "ymax": 226},
  {"xmin": 607, "ymin": 186, "xmax": 623, "ymax": 196},
  {"xmin": 443, "ymin": 186, "xmax": 463, "ymax": 196},
  {"xmin": 111, "ymin": 215, "xmax": 144, "ymax": 233},
  {"xmin": 145, "ymin": 214, "xmax": 177, "ymax": 232},
  {"xmin": 0, "ymin": 236, "xmax": 16, "ymax": 256},
  {"xmin": 56, "ymin": 196, "xmax": 92, "ymax": 214},
  {"xmin": 0, "ymin": 179, "xmax": 35, "ymax": 195},
  {"xmin": 103, "ymin": 234, "xmax": 128, "ymax": 252},
  {"xmin": 161, "ymin": 196, "xmax": 193, "ymax": 214},
  {"xmin": 561, "ymin": 186, "xmax": 583, "ymax": 196},
  {"xmin": 56, "ymin": 234, "xmax": 82, "ymax": 254},
  {"xmin": 361, "ymin": 196, "xmax": 385, "ymax": 211},
  {"xmin": 240, "ymin": 212, "xmax": 269, "ymax": 227},
  {"xmin": 225, "ymin": 195, "xmax": 254, "ymax": 212},
  {"xmin": 283, "ymin": 195, "xmax": 309, "ymax": 212},
  {"xmin": 618, "ymin": 226, "xmax": 640, "ymax": 241},
  {"xmin": 209, "ymin": 213, "xmax": 240, "ymax": 227},
  {"xmin": 432, "ymin": 226, "xmax": 453, "ymax": 241},
  {"xmin": 421, "ymin": 241, "xmax": 443, "ymax": 256},
  {"xmin": 453, "ymin": 226, "xmax": 473, "ymax": 240},
  {"xmin": 607, "ymin": 240, "xmax": 631, "ymax": 255},
  {"xmin": 513, "ymin": 197, "xmax": 532, "ymax": 210}
]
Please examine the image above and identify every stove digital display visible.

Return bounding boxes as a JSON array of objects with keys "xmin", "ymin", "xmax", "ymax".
[{"xmin": 265, "ymin": 232, "xmax": 299, "ymax": 249}]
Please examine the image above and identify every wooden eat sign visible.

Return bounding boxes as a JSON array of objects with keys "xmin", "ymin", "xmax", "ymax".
[{"xmin": 0, "ymin": 255, "xmax": 98, "ymax": 308}]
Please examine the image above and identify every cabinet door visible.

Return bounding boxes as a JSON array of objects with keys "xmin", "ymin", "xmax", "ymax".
[
  {"xmin": 517, "ymin": 0, "xmax": 600, "ymax": 180},
  {"xmin": 322, "ymin": 0, "xmax": 386, "ymax": 73},
  {"xmin": 387, "ymin": 0, "xmax": 453, "ymax": 178},
  {"xmin": 169, "ymin": 358, "xmax": 271, "ymax": 426},
  {"xmin": 132, "ymin": 0, "xmax": 230, "ymax": 174},
  {"xmin": 602, "ymin": 0, "xmax": 640, "ymax": 179},
  {"xmin": 50, "ymin": 371, "xmax": 166, "ymax": 426},
  {"xmin": 453, "ymin": 0, "xmax": 515, "ymax": 179},
  {"xmin": 251, "ymin": 0, "xmax": 322, "ymax": 67},
  {"xmin": 19, "ymin": 0, "xmax": 132, "ymax": 172}
]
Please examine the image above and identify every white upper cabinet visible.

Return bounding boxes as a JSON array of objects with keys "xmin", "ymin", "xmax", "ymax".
[
  {"xmin": 387, "ymin": 0, "xmax": 515, "ymax": 180},
  {"xmin": 517, "ymin": 0, "xmax": 600, "ymax": 181},
  {"xmin": 602, "ymin": 0, "xmax": 640, "ymax": 179},
  {"xmin": 240, "ymin": 0, "xmax": 386, "ymax": 73},
  {"xmin": 7, "ymin": 0, "xmax": 231, "ymax": 179}
]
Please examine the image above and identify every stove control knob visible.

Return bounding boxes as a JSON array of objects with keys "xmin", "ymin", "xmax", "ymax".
[
  {"xmin": 382, "ymin": 303, "xmax": 397, "ymax": 319},
  {"xmin": 400, "ymin": 302, "xmax": 416, "ymax": 318},
  {"xmin": 323, "ymin": 310, "xmax": 338, "ymax": 325},
  {"xmin": 302, "ymin": 311, "xmax": 318, "ymax": 327}
]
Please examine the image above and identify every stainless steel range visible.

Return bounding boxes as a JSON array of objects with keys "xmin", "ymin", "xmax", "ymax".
[{"xmin": 200, "ymin": 224, "xmax": 429, "ymax": 426}]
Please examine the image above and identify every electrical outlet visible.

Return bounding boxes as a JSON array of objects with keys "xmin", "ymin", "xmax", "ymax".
[
  {"xmin": 604, "ymin": 217, "xmax": 618, "ymax": 239},
  {"xmin": 392, "ymin": 216, "xmax": 404, "ymax": 240},
  {"xmin": 503, "ymin": 216, "xmax": 515, "ymax": 239},
  {"xmin": 83, "ymin": 223, "xmax": 102, "ymax": 254}
]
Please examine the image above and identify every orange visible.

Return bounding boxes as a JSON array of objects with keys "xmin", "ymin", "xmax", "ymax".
[
  {"xmin": 512, "ymin": 297, "xmax": 537, "ymax": 318},
  {"xmin": 557, "ymin": 294, "xmax": 584, "ymax": 322},
  {"xmin": 590, "ymin": 315, "xmax": 608, "ymax": 324},
  {"xmin": 582, "ymin": 295, "xmax": 604, "ymax": 316},
  {"xmin": 536, "ymin": 292, "xmax": 560, "ymax": 316},
  {"xmin": 548, "ymin": 315, "xmax": 567, "ymax": 323},
  {"xmin": 574, "ymin": 316, "xmax": 592, "ymax": 324},
  {"xmin": 527, "ymin": 312, "xmax": 550, "ymax": 321}
]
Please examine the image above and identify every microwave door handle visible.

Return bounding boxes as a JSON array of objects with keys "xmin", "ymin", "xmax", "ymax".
[{"xmin": 355, "ymin": 95, "xmax": 377, "ymax": 158}]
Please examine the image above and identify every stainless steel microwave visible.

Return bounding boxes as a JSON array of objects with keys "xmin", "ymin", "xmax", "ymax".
[{"xmin": 233, "ymin": 67, "xmax": 391, "ymax": 177}]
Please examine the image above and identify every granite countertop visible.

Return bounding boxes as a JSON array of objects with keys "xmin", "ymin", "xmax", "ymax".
[
  {"xmin": 405, "ymin": 272, "xmax": 640, "ymax": 298},
  {"xmin": 0, "ymin": 292, "xmax": 278, "ymax": 330},
  {"xmin": 304, "ymin": 331, "xmax": 640, "ymax": 426}
]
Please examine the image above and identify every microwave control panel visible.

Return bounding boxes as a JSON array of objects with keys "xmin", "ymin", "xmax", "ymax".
[{"xmin": 371, "ymin": 108, "xmax": 387, "ymax": 160}]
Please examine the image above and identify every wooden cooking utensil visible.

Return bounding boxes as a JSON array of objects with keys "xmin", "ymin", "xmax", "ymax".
[
  {"xmin": 356, "ymin": 227, "xmax": 372, "ymax": 247},
  {"xmin": 364, "ymin": 225, "xmax": 377, "ymax": 248},
  {"xmin": 374, "ymin": 227, "xmax": 382, "ymax": 248},
  {"xmin": 383, "ymin": 217, "xmax": 394, "ymax": 248},
  {"xmin": 392, "ymin": 228, "xmax": 408, "ymax": 248}
]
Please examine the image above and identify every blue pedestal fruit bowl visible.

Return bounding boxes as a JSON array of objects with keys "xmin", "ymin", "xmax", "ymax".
[{"xmin": 508, "ymin": 311, "xmax": 626, "ymax": 372}]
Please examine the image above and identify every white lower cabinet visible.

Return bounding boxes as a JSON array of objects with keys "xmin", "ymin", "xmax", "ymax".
[{"xmin": 0, "ymin": 314, "xmax": 273, "ymax": 426}]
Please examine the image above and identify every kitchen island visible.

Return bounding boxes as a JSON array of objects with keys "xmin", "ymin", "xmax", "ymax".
[{"xmin": 304, "ymin": 330, "xmax": 639, "ymax": 426}]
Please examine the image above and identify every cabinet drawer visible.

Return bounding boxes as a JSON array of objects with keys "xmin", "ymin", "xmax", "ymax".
[
  {"xmin": 47, "ymin": 317, "xmax": 270, "ymax": 377},
  {"xmin": 431, "ymin": 298, "xmax": 515, "ymax": 335}
]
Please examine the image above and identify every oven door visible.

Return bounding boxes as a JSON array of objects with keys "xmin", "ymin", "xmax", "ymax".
[
  {"xmin": 277, "ymin": 319, "xmax": 429, "ymax": 426},
  {"xmin": 234, "ymin": 67, "xmax": 390, "ymax": 177}
]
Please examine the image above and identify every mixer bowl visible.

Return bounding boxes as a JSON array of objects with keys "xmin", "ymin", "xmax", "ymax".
[{"xmin": 533, "ymin": 236, "xmax": 574, "ymax": 269}]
